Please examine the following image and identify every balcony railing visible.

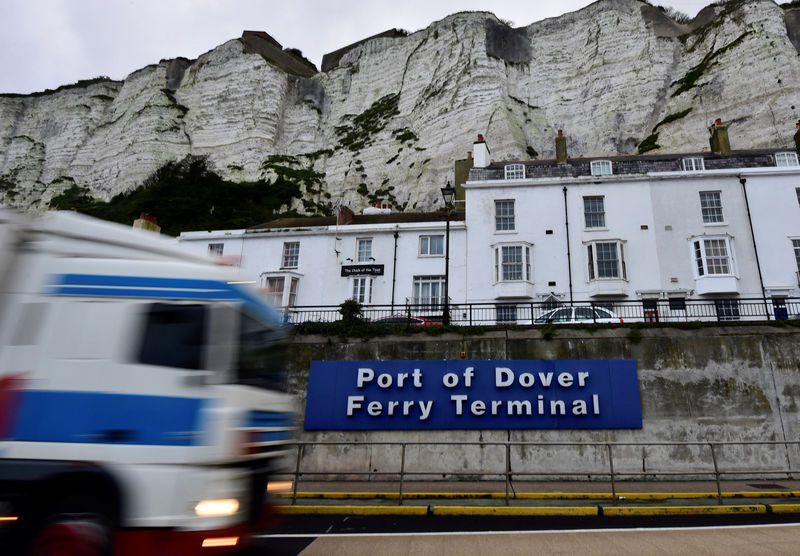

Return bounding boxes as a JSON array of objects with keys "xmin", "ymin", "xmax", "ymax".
[{"xmin": 277, "ymin": 297, "xmax": 800, "ymax": 326}]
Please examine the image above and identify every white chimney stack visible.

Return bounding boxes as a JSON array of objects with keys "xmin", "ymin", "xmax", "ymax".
[{"xmin": 473, "ymin": 134, "xmax": 490, "ymax": 168}]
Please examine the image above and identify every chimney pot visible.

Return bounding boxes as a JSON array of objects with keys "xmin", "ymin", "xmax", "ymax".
[
  {"xmin": 477, "ymin": 134, "xmax": 484, "ymax": 142},
  {"xmin": 467, "ymin": 151, "xmax": 472, "ymax": 159},
  {"xmin": 715, "ymin": 118, "xmax": 722, "ymax": 126},
  {"xmin": 557, "ymin": 129, "xmax": 563, "ymax": 137}
]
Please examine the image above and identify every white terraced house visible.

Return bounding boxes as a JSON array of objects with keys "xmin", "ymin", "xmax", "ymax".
[{"xmin": 178, "ymin": 120, "xmax": 800, "ymax": 324}]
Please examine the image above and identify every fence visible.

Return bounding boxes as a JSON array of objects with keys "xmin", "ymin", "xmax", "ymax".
[
  {"xmin": 281, "ymin": 439, "xmax": 800, "ymax": 505},
  {"xmin": 278, "ymin": 297, "xmax": 800, "ymax": 326}
]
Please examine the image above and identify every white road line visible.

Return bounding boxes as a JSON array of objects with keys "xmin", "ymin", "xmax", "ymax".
[{"xmin": 256, "ymin": 521, "xmax": 800, "ymax": 539}]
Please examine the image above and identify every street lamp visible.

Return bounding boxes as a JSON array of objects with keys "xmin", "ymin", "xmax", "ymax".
[{"xmin": 441, "ymin": 182, "xmax": 456, "ymax": 325}]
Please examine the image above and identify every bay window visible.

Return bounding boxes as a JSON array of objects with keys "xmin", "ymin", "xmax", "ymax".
[
  {"xmin": 494, "ymin": 244, "xmax": 532, "ymax": 282},
  {"xmin": 586, "ymin": 241, "xmax": 626, "ymax": 280}
]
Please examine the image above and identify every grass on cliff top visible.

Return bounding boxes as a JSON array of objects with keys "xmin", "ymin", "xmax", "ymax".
[{"xmin": 48, "ymin": 156, "xmax": 301, "ymax": 236}]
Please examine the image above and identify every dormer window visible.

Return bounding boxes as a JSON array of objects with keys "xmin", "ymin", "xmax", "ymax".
[
  {"xmin": 682, "ymin": 157, "xmax": 705, "ymax": 171},
  {"xmin": 775, "ymin": 152, "xmax": 799, "ymax": 167},
  {"xmin": 590, "ymin": 160, "xmax": 612, "ymax": 176},
  {"xmin": 504, "ymin": 163, "xmax": 525, "ymax": 180}
]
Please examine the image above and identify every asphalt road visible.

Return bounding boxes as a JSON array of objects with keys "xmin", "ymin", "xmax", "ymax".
[{"xmin": 242, "ymin": 514, "xmax": 800, "ymax": 555}]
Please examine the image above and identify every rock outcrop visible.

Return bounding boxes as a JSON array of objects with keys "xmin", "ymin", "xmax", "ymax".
[{"xmin": 1, "ymin": 0, "xmax": 799, "ymax": 214}]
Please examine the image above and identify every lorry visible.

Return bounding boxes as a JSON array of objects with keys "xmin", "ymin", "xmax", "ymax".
[{"xmin": 0, "ymin": 210, "xmax": 295, "ymax": 555}]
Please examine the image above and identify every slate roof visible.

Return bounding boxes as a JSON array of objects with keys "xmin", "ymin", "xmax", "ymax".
[
  {"xmin": 248, "ymin": 211, "xmax": 465, "ymax": 231},
  {"xmin": 468, "ymin": 149, "xmax": 789, "ymax": 181}
]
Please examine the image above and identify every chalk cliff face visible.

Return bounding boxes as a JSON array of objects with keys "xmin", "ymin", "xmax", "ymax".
[{"xmin": 1, "ymin": 0, "xmax": 799, "ymax": 214}]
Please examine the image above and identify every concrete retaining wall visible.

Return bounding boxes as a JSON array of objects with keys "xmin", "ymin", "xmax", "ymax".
[{"xmin": 285, "ymin": 325, "xmax": 800, "ymax": 480}]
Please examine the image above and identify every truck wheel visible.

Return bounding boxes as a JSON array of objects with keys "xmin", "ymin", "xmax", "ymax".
[{"xmin": 26, "ymin": 495, "xmax": 114, "ymax": 556}]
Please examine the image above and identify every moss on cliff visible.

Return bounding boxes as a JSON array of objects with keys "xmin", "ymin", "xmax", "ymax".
[{"xmin": 335, "ymin": 94, "xmax": 400, "ymax": 152}]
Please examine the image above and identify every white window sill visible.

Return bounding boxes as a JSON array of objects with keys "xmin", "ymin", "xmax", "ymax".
[
  {"xmin": 494, "ymin": 230, "xmax": 518, "ymax": 235},
  {"xmin": 702, "ymin": 222, "xmax": 727, "ymax": 227},
  {"xmin": 584, "ymin": 227, "xmax": 609, "ymax": 232},
  {"xmin": 589, "ymin": 279, "xmax": 628, "ymax": 297}
]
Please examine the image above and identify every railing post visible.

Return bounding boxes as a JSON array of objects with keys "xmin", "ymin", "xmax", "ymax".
[
  {"xmin": 399, "ymin": 443, "xmax": 406, "ymax": 506},
  {"xmin": 709, "ymin": 443, "xmax": 723, "ymax": 504},
  {"xmin": 607, "ymin": 444, "xmax": 617, "ymax": 504},
  {"xmin": 505, "ymin": 441, "xmax": 511, "ymax": 506},
  {"xmin": 469, "ymin": 304, "xmax": 473, "ymax": 326},
  {"xmin": 292, "ymin": 443, "xmax": 303, "ymax": 505}
]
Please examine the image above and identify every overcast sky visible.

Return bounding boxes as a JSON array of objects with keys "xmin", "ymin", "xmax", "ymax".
[{"xmin": 1, "ymin": 0, "xmax": 715, "ymax": 95}]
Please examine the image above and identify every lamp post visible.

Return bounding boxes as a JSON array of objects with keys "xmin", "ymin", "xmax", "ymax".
[{"xmin": 441, "ymin": 182, "xmax": 455, "ymax": 326}]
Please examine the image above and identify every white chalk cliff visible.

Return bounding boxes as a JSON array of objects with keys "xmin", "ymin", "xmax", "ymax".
[{"xmin": 1, "ymin": 0, "xmax": 799, "ymax": 214}]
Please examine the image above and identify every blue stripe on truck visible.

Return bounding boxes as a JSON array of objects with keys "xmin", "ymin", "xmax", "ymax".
[
  {"xmin": 45, "ymin": 273, "xmax": 286, "ymax": 328},
  {"xmin": 12, "ymin": 391, "xmax": 209, "ymax": 446}
]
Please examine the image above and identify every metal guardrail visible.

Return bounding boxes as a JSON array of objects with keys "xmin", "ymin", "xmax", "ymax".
[
  {"xmin": 278, "ymin": 297, "xmax": 800, "ymax": 326},
  {"xmin": 283, "ymin": 440, "xmax": 800, "ymax": 506}
]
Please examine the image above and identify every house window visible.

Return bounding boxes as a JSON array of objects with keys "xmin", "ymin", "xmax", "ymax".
[
  {"xmin": 700, "ymin": 191, "xmax": 724, "ymax": 223},
  {"xmin": 504, "ymin": 163, "xmax": 525, "ymax": 180},
  {"xmin": 208, "ymin": 243, "xmax": 224, "ymax": 256},
  {"xmin": 796, "ymin": 187, "xmax": 800, "ymax": 207},
  {"xmin": 586, "ymin": 241, "xmax": 626, "ymax": 280},
  {"xmin": 590, "ymin": 160, "xmax": 612, "ymax": 176},
  {"xmin": 419, "ymin": 235, "xmax": 444, "ymax": 256},
  {"xmin": 494, "ymin": 244, "xmax": 531, "ymax": 282},
  {"xmin": 357, "ymin": 238, "xmax": 373, "ymax": 262},
  {"xmin": 264, "ymin": 276, "xmax": 285, "ymax": 307},
  {"xmin": 668, "ymin": 297, "xmax": 686, "ymax": 311},
  {"xmin": 583, "ymin": 196, "xmax": 605, "ymax": 228},
  {"xmin": 495, "ymin": 200, "xmax": 515, "ymax": 231},
  {"xmin": 793, "ymin": 239, "xmax": 800, "ymax": 271},
  {"xmin": 496, "ymin": 304, "xmax": 518, "ymax": 323},
  {"xmin": 693, "ymin": 237, "xmax": 733, "ymax": 276},
  {"xmin": 281, "ymin": 242, "xmax": 299, "ymax": 268},
  {"xmin": 413, "ymin": 276, "xmax": 445, "ymax": 306},
  {"xmin": 682, "ymin": 157, "xmax": 705, "ymax": 171},
  {"xmin": 775, "ymin": 152, "xmax": 799, "ymax": 167},
  {"xmin": 715, "ymin": 298, "xmax": 740, "ymax": 321},
  {"xmin": 352, "ymin": 277, "xmax": 373, "ymax": 304},
  {"xmin": 288, "ymin": 277, "xmax": 299, "ymax": 306}
]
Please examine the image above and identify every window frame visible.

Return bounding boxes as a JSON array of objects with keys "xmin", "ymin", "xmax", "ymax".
[
  {"xmin": 351, "ymin": 276, "xmax": 373, "ymax": 304},
  {"xmin": 356, "ymin": 237, "xmax": 373, "ymax": 263},
  {"xmin": 264, "ymin": 276, "xmax": 285, "ymax": 307},
  {"xmin": 699, "ymin": 191, "xmax": 724, "ymax": 224},
  {"xmin": 412, "ymin": 275, "xmax": 446, "ymax": 307},
  {"xmin": 418, "ymin": 235, "xmax": 445, "ymax": 257},
  {"xmin": 792, "ymin": 239, "xmax": 800, "ymax": 272},
  {"xmin": 586, "ymin": 240, "xmax": 627, "ymax": 281},
  {"xmin": 715, "ymin": 298, "xmax": 741, "ymax": 321},
  {"xmin": 494, "ymin": 243, "xmax": 532, "ymax": 283},
  {"xmin": 208, "ymin": 243, "xmax": 224, "ymax": 256},
  {"xmin": 496, "ymin": 304, "xmax": 518, "ymax": 323},
  {"xmin": 691, "ymin": 236, "xmax": 736, "ymax": 278},
  {"xmin": 682, "ymin": 157, "xmax": 705, "ymax": 171},
  {"xmin": 281, "ymin": 241, "xmax": 300, "ymax": 269},
  {"xmin": 590, "ymin": 160, "xmax": 612, "ymax": 176},
  {"xmin": 504, "ymin": 163, "xmax": 525, "ymax": 180},
  {"xmin": 583, "ymin": 196, "xmax": 606, "ymax": 229},
  {"xmin": 495, "ymin": 199, "xmax": 516, "ymax": 232},
  {"xmin": 775, "ymin": 152, "xmax": 799, "ymax": 167}
]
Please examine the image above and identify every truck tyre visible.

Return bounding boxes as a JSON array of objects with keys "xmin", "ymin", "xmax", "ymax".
[{"xmin": 26, "ymin": 494, "xmax": 114, "ymax": 556}]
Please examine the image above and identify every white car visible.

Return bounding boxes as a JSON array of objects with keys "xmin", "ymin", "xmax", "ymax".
[{"xmin": 534, "ymin": 306, "xmax": 623, "ymax": 324}]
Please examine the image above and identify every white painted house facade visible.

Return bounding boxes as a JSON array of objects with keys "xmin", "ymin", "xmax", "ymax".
[{"xmin": 178, "ymin": 122, "xmax": 800, "ymax": 323}]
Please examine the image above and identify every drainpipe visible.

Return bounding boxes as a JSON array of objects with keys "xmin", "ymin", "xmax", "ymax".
[
  {"xmin": 391, "ymin": 227, "xmax": 399, "ymax": 313},
  {"xmin": 739, "ymin": 176, "xmax": 770, "ymax": 320},
  {"xmin": 563, "ymin": 186, "xmax": 574, "ymax": 305}
]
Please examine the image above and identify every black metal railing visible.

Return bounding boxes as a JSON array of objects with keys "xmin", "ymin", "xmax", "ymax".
[
  {"xmin": 280, "ymin": 439, "xmax": 800, "ymax": 506},
  {"xmin": 278, "ymin": 297, "xmax": 800, "ymax": 326}
]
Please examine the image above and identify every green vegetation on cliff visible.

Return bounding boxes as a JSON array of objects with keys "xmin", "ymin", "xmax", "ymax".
[{"xmin": 48, "ymin": 156, "xmax": 302, "ymax": 236}]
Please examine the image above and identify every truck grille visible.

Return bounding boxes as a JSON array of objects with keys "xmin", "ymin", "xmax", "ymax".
[{"xmin": 236, "ymin": 410, "xmax": 293, "ymax": 460}]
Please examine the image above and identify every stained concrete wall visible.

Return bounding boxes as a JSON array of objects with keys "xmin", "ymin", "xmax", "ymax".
[{"xmin": 285, "ymin": 325, "xmax": 800, "ymax": 480}]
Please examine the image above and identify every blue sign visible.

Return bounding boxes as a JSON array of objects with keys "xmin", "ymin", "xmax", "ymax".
[{"xmin": 305, "ymin": 360, "xmax": 641, "ymax": 430}]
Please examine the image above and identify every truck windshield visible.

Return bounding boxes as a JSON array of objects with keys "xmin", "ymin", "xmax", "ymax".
[{"xmin": 235, "ymin": 311, "xmax": 289, "ymax": 392}]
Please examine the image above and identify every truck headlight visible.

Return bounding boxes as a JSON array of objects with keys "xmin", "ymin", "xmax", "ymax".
[{"xmin": 194, "ymin": 498, "xmax": 239, "ymax": 517}]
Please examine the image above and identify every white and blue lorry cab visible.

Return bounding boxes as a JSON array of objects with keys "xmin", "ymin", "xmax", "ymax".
[{"xmin": 0, "ymin": 210, "xmax": 295, "ymax": 556}]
